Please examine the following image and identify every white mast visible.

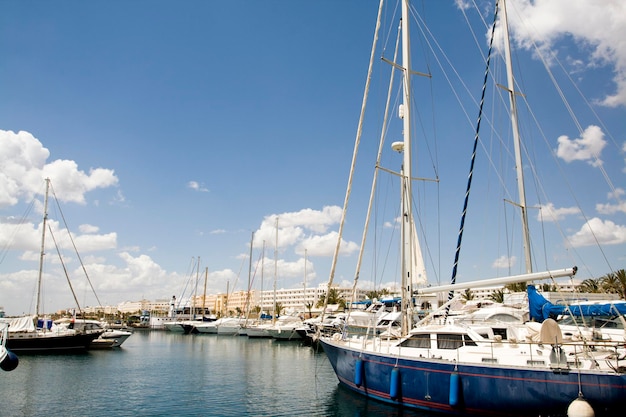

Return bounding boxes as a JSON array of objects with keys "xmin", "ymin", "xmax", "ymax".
[
  {"xmin": 202, "ymin": 267, "xmax": 208, "ymax": 318},
  {"xmin": 245, "ymin": 231, "xmax": 254, "ymax": 321},
  {"xmin": 400, "ymin": 0, "xmax": 415, "ymax": 335},
  {"xmin": 501, "ymin": 0, "xmax": 532, "ymax": 274},
  {"xmin": 273, "ymin": 217, "xmax": 278, "ymax": 323},
  {"xmin": 36, "ymin": 178, "xmax": 51, "ymax": 320},
  {"xmin": 193, "ymin": 256, "xmax": 200, "ymax": 319},
  {"xmin": 303, "ymin": 249, "xmax": 307, "ymax": 312},
  {"xmin": 261, "ymin": 240, "xmax": 265, "ymax": 315}
]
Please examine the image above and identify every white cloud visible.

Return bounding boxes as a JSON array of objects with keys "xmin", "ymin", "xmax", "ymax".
[
  {"xmin": 187, "ymin": 180, "xmax": 209, "ymax": 192},
  {"xmin": 0, "ymin": 251, "xmax": 182, "ymax": 314},
  {"xmin": 297, "ymin": 231, "xmax": 359, "ymax": 257},
  {"xmin": 596, "ymin": 201, "xmax": 626, "ymax": 214},
  {"xmin": 79, "ymin": 224, "xmax": 100, "ymax": 234},
  {"xmin": 254, "ymin": 206, "xmax": 345, "ymax": 250},
  {"xmin": 608, "ymin": 188, "xmax": 625, "ymax": 200},
  {"xmin": 568, "ymin": 217, "xmax": 626, "ymax": 247},
  {"xmin": 275, "ymin": 206, "xmax": 343, "ymax": 234},
  {"xmin": 492, "ymin": 255, "xmax": 517, "ymax": 269},
  {"xmin": 274, "ymin": 258, "xmax": 316, "ymax": 282},
  {"xmin": 537, "ymin": 203, "xmax": 580, "ymax": 222},
  {"xmin": 0, "ymin": 217, "xmax": 116, "ymax": 255},
  {"xmin": 596, "ymin": 188, "xmax": 626, "ymax": 215},
  {"xmin": 0, "ymin": 129, "xmax": 118, "ymax": 208},
  {"xmin": 71, "ymin": 232, "xmax": 117, "ymax": 252},
  {"xmin": 504, "ymin": 0, "xmax": 626, "ymax": 107},
  {"xmin": 556, "ymin": 125, "xmax": 606, "ymax": 166},
  {"xmin": 244, "ymin": 207, "xmax": 359, "ymax": 291}
]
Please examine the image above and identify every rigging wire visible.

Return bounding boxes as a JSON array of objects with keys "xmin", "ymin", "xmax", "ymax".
[
  {"xmin": 503, "ymin": 1, "xmax": 618, "ymax": 275},
  {"xmin": 445, "ymin": 1, "xmax": 500, "ymax": 322},
  {"xmin": 322, "ymin": 0, "xmax": 385, "ymax": 321},
  {"xmin": 349, "ymin": 3, "xmax": 401, "ymax": 315},
  {"xmin": 47, "ymin": 224, "xmax": 83, "ymax": 315},
  {"xmin": 0, "ymin": 196, "xmax": 37, "ymax": 265},
  {"xmin": 49, "ymin": 181, "xmax": 104, "ymax": 308}
]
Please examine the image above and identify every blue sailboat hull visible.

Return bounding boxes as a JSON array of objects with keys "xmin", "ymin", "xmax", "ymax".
[{"xmin": 320, "ymin": 338, "xmax": 626, "ymax": 416}]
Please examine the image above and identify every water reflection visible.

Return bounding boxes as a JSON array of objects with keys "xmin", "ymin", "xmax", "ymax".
[
  {"xmin": 0, "ymin": 330, "xmax": 441, "ymax": 417},
  {"xmin": 325, "ymin": 383, "xmax": 438, "ymax": 417}
]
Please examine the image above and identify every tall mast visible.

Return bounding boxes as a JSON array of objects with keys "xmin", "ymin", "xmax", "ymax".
[
  {"xmin": 261, "ymin": 240, "xmax": 265, "ymax": 315},
  {"xmin": 400, "ymin": 0, "xmax": 415, "ymax": 335},
  {"xmin": 245, "ymin": 231, "xmax": 254, "ymax": 320},
  {"xmin": 500, "ymin": 0, "xmax": 532, "ymax": 273},
  {"xmin": 36, "ymin": 178, "xmax": 51, "ymax": 320},
  {"xmin": 191, "ymin": 256, "xmax": 200, "ymax": 319},
  {"xmin": 272, "ymin": 217, "xmax": 278, "ymax": 323},
  {"xmin": 202, "ymin": 267, "xmax": 208, "ymax": 318},
  {"xmin": 303, "ymin": 248, "xmax": 307, "ymax": 312}
]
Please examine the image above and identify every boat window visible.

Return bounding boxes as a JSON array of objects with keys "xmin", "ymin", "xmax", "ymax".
[
  {"xmin": 463, "ymin": 335, "xmax": 477, "ymax": 346},
  {"xmin": 489, "ymin": 314, "xmax": 520, "ymax": 323},
  {"xmin": 378, "ymin": 319, "xmax": 400, "ymax": 327},
  {"xmin": 400, "ymin": 334, "xmax": 431, "ymax": 348},
  {"xmin": 559, "ymin": 315, "xmax": 623, "ymax": 329},
  {"xmin": 492, "ymin": 328, "xmax": 508, "ymax": 340},
  {"xmin": 595, "ymin": 318, "xmax": 621, "ymax": 329},
  {"xmin": 437, "ymin": 333, "xmax": 463, "ymax": 349}
]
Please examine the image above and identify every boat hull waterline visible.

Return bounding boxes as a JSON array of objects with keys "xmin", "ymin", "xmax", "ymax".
[
  {"xmin": 6, "ymin": 332, "xmax": 101, "ymax": 353},
  {"xmin": 320, "ymin": 338, "xmax": 626, "ymax": 416}
]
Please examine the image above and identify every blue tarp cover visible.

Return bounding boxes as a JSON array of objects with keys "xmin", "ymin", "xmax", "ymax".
[{"xmin": 527, "ymin": 285, "xmax": 626, "ymax": 322}]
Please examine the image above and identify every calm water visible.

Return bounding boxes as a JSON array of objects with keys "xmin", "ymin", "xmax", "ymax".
[{"xmin": 1, "ymin": 330, "xmax": 430, "ymax": 417}]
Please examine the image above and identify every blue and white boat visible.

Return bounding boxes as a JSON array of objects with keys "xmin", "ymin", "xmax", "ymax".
[
  {"xmin": 319, "ymin": 1, "xmax": 626, "ymax": 416},
  {"xmin": 321, "ymin": 270, "xmax": 626, "ymax": 416},
  {"xmin": 0, "ymin": 322, "xmax": 19, "ymax": 372}
]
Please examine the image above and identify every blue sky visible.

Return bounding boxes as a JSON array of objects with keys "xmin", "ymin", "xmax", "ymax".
[{"xmin": 1, "ymin": 0, "xmax": 624, "ymax": 316}]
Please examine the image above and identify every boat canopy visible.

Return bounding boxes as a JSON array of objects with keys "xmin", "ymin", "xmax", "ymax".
[
  {"xmin": 0, "ymin": 316, "xmax": 36, "ymax": 332},
  {"xmin": 527, "ymin": 285, "xmax": 626, "ymax": 322}
]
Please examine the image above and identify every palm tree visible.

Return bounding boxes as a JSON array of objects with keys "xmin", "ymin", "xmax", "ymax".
[
  {"xmin": 316, "ymin": 288, "xmax": 346, "ymax": 310},
  {"xmin": 304, "ymin": 301, "xmax": 314, "ymax": 319},
  {"xmin": 461, "ymin": 289, "xmax": 474, "ymax": 302},
  {"xmin": 579, "ymin": 278, "xmax": 602, "ymax": 293},
  {"xmin": 505, "ymin": 282, "xmax": 527, "ymax": 293},
  {"xmin": 489, "ymin": 289, "xmax": 505, "ymax": 303},
  {"xmin": 274, "ymin": 302, "xmax": 284, "ymax": 318},
  {"xmin": 615, "ymin": 269, "xmax": 626, "ymax": 299},
  {"xmin": 365, "ymin": 289, "xmax": 390, "ymax": 300},
  {"xmin": 601, "ymin": 269, "xmax": 626, "ymax": 299}
]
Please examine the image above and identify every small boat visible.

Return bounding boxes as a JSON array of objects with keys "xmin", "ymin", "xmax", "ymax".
[
  {"xmin": 56, "ymin": 319, "xmax": 133, "ymax": 349},
  {"xmin": 262, "ymin": 312, "xmax": 303, "ymax": 340},
  {"xmin": 163, "ymin": 320, "xmax": 199, "ymax": 333},
  {"xmin": 245, "ymin": 322, "xmax": 273, "ymax": 338},
  {"xmin": 194, "ymin": 317, "xmax": 246, "ymax": 335},
  {"xmin": 216, "ymin": 318, "xmax": 246, "ymax": 335}
]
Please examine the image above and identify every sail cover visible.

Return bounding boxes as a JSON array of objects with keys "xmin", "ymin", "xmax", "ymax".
[
  {"xmin": 1, "ymin": 316, "xmax": 36, "ymax": 332},
  {"xmin": 527, "ymin": 285, "xmax": 626, "ymax": 322},
  {"xmin": 410, "ymin": 213, "xmax": 427, "ymax": 286}
]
